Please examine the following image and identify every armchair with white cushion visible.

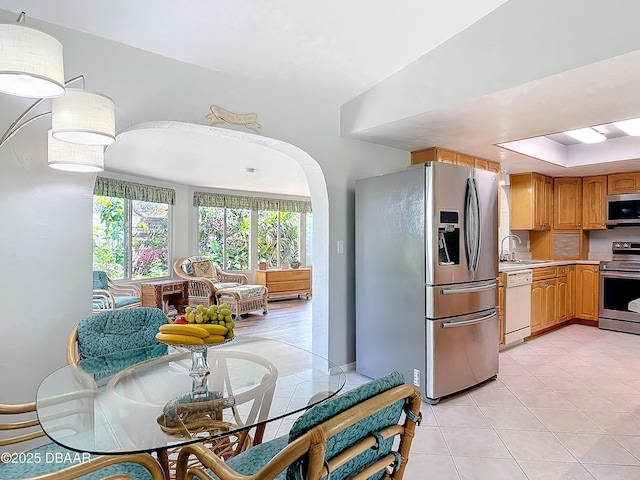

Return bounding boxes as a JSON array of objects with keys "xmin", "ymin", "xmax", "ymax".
[{"xmin": 173, "ymin": 257, "xmax": 268, "ymax": 317}]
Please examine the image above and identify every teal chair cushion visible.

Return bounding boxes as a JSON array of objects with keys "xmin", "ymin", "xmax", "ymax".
[
  {"xmin": 286, "ymin": 371, "xmax": 405, "ymax": 480},
  {"xmin": 77, "ymin": 307, "xmax": 167, "ymax": 360},
  {"xmin": 201, "ymin": 372, "xmax": 405, "ymax": 480},
  {"xmin": 114, "ymin": 295, "xmax": 141, "ymax": 308},
  {"xmin": 211, "ymin": 435, "xmax": 289, "ymax": 479},
  {"xmin": 0, "ymin": 441, "xmax": 155, "ymax": 479},
  {"xmin": 92, "ymin": 271, "xmax": 109, "ymax": 290}
]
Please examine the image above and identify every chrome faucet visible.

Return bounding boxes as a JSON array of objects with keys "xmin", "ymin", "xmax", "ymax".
[{"xmin": 500, "ymin": 234, "xmax": 522, "ymax": 262}]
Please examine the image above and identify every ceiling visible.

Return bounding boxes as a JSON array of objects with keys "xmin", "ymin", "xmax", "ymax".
[{"xmin": 2, "ymin": 0, "xmax": 640, "ymax": 190}]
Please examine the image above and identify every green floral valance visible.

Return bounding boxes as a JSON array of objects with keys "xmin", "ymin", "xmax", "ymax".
[
  {"xmin": 194, "ymin": 192, "xmax": 311, "ymax": 213},
  {"xmin": 94, "ymin": 177, "xmax": 176, "ymax": 205}
]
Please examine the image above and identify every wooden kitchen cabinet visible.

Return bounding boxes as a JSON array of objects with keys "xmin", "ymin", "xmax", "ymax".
[
  {"xmin": 510, "ymin": 173, "xmax": 553, "ymax": 230},
  {"xmin": 530, "ymin": 280, "xmax": 546, "ymax": 334},
  {"xmin": 575, "ymin": 264, "xmax": 600, "ymax": 320},
  {"xmin": 607, "ymin": 172, "xmax": 640, "ymax": 194},
  {"xmin": 530, "ymin": 267, "xmax": 572, "ymax": 333},
  {"xmin": 254, "ymin": 268, "xmax": 312, "ymax": 300},
  {"xmin": 553, "ymin": 177, "xmax": 582, "ymax": 230},
  {"xmin": 410, "ymin": 147, "xmax": 500, "ymax": 174},
  {"xmin": 456, "ymin": 153, "xmax": 475, "ymax": 168},
  {"xmin": 531, "ymin": 267, "xmax": 558, "ymax": 333},
  {"xmin": 557, "ymin": 274, "xmax": 568, "ymax": 322},
  {"xmin": 582, "ymin": 176, "xmax": 607, "ymax": 230},
  {"xmin": 566, "ymin": 265, "xmax": 576, "ymax": 319}
]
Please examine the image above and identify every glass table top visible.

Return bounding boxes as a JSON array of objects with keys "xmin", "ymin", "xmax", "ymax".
[{"xmin": 36, "ymin": 336, "xmax": 346, "ymax": 455}]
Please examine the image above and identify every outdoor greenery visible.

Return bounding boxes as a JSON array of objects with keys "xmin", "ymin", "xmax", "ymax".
[
  {"xmin": 199, "ymin": 207, "xmax": 301, "ymax": 269},
  {"xmin": 258, "ymin": 210, "xmax": 300, "ymax": 267},
  {"xmin": 199, "ymin": 207, "xmax": 250, "ymax": 270},
  {"xmin": 93, "ymin": 196, "xmax": 169, "ymax": 279}
]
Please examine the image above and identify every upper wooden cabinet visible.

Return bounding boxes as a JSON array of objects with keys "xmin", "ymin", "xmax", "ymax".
[
  {"xmin": 553, "ymin": 177, "xmax": 582, "ymax": 230},
  {"xmin": 510, "ymin": 173, "xmax": 553, "ymax": 230},
  {"xmin": 582, "ymin": 176, "xmax": 607, "ymax": 230},
  {"xmin": 608, "ymin": 172, "xmax": 640, "ymax": 194},
  {"xmin": 410, "ymin": 147, "xmax": 500, "ymax": 174}
]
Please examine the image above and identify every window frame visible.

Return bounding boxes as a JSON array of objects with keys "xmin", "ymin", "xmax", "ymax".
[
  {"xmin": 92, "ymin": 176, "xmax": 175, "ymax": 281},
  {"xmin": 197, "ymin": 204, "xmax": 311, "ymax": 271}
]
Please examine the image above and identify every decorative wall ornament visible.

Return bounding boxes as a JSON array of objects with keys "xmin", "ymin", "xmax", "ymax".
[{"xmin": 206, "ymin": 105, "xmax": 261, "ymax": 134}]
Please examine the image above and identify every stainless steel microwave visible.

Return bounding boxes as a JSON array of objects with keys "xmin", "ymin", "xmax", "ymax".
[{"xmin": 606, "ymin": 193, "xmax": 640, "ymax": 227}]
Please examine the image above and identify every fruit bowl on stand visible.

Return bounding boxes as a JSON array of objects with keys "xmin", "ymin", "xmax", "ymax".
[
  {"xmin": 155, "ymin": 303, "xmax": 236, "ymax": 400},
  {"xmin": 154, "ymin": 303, "xmax": 239, "ymax": 442}
]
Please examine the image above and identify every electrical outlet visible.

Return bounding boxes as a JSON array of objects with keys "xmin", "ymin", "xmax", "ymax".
[
  {"xmin": 413, "ymin": 369, "xmax": 420, "ymax": 387},
  {"xmin": 337, "ymin": 240, "xmax": 344, "ymax": 254}
]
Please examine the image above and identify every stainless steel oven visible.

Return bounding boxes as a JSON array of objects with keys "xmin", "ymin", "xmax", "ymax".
[{"xmin": 599, "ymin": 242, "xmax": 640, "ymax": 335}]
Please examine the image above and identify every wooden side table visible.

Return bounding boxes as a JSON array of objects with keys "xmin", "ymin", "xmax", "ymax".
[
  {"xmin": 254, "ymin": 268, "xmax": 311, "ymax": 300},
  {"xmin": 141, "ymin": 279, "xmax": 188, "ymax": 318}
]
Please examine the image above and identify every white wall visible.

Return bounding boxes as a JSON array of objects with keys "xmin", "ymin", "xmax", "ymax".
[{"xmin": 0, "ymin": 11, "xmax": 409, "ymax": 402}]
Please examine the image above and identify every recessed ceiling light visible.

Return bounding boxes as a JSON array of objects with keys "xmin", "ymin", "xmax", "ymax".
[
  {"xmin": 614, "ymin": 118, "xmax": 640, "ymax": 136},
  {"xmin": 563, "ymin": 127, "xmax": 606, "ymax": 144}
]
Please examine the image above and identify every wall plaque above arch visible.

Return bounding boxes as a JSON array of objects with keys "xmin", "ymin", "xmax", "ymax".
[{"xmin": 206, "ymin": 105, "xmax": 262, "ymax": 134}]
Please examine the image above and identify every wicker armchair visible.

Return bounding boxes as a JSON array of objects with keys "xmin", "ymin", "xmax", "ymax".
[
  {"xmin": 173, "ymin": 257, "xmax": 268, "ymax": 316},
  {"xmin": 175, "ymin": 372, "xmax": 422, "ymax": 480},
  {"xmin": 92, "ymin": 270, "xmax": 141, "ymax": 312},
  {"xmin": 0, "ymin": 401, "xmax": 164, "ymax": 479}
]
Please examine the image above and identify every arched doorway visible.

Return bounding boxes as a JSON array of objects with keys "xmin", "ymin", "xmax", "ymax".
[{"xmin": 107, "ymin": 121, "xmax": 330, "ymax": 358}]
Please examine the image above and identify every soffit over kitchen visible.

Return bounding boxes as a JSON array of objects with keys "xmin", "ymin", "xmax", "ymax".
[{"xmin": 341, "ymin": 0, "xmax": 640, "ymax": 177}]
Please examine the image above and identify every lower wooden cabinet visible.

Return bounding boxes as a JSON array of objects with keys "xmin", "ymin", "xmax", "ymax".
[
  {"xmin": 575, "ymin": 264, "xmax": 600, "ymax": 320},
  {"xmin": 529, "ymin": 266, "xmax": 576, "ymax": 334},
  {"xmin": 566, "ymin": 265, "xmax": 576, "ymax": 319},
  {"xmin": 557, "ymin": 275, "xmax": 568, "ymax": 322}
]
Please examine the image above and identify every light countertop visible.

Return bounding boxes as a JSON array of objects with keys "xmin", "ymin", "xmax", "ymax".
[{"xmin": 499, "ymin": 259, "xmax": 600, "ymax": 273}]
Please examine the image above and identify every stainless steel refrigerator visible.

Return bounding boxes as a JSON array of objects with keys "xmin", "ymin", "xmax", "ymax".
[{"xmin": 355, "ymin": 161, "xmax": 499, "ymax": 404}]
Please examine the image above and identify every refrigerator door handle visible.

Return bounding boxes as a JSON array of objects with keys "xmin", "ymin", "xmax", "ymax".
[
  {"xmin": 464, "ymin": 177, "xmax": 482, "ymax": 271},
  {"xmin": 440, "ymin": 281, "xmax": 497, "ymax": 295},
  {"xmin": 441, "ymin": 311, "xmax": 497, "ymax": 328}
]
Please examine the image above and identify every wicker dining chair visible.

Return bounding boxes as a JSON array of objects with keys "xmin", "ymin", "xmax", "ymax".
[
  {"xmin": 175, "ymin": 371, "xmax": 422, "ymax": 480},
  {"xmin": 66, "ymin": 307, "xmax": 169, "ymax": 365},
  {"xmin": 0, "ymin": 400, "xmax": 165, "ymax": 480}
]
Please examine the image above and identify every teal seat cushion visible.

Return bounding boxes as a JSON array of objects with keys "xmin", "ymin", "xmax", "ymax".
[
  {"xmin": 0, "ymin": 441, "xmax": 155, "ymax": 479},
  {"xmin": 77, "ymin": 307, "xmax": 167, "ymax": 360},
  {"xmin": 198, "ymin": 372, "xmax": 405, "ymax": 480},
  {"xmin": 201, "ymin": 435, "xmax": 289, "ymax": 480},
  {"xmin": 114, "ymin": 295, "xmax": 140, "ymax": 308}
]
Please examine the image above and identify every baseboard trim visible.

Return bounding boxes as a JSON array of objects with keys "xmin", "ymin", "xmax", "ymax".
[
  {"xmin": 341, "ymin": 361, "xmax": 356, "ymax": 372},
  {"xmin": 568, "ymin": 318, "xmax": 598, "ymax": 327},
  {"xmin": 525, "ymin": 318, "xmax": 598, "ymax": 341}
]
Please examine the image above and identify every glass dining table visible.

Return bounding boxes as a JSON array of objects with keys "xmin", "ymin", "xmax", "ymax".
[{"xmin": 36, "ymin": 335, "xmax": 346, "ymax": 476}]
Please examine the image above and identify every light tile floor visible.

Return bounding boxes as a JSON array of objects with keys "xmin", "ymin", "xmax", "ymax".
[{"xmin": 270, "ymin": 324, "xmax": 640, "ymax": 479}]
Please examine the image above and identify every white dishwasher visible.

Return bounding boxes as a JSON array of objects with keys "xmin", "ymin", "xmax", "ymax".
[{"xmin": 504, "ymin": 269, "xmax": 533, "ymax": 345}]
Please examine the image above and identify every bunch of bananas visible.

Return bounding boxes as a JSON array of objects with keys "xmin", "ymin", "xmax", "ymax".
[{"xmin": 155, "ymin": 323, "xmax": 231, "ymax": 346}]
